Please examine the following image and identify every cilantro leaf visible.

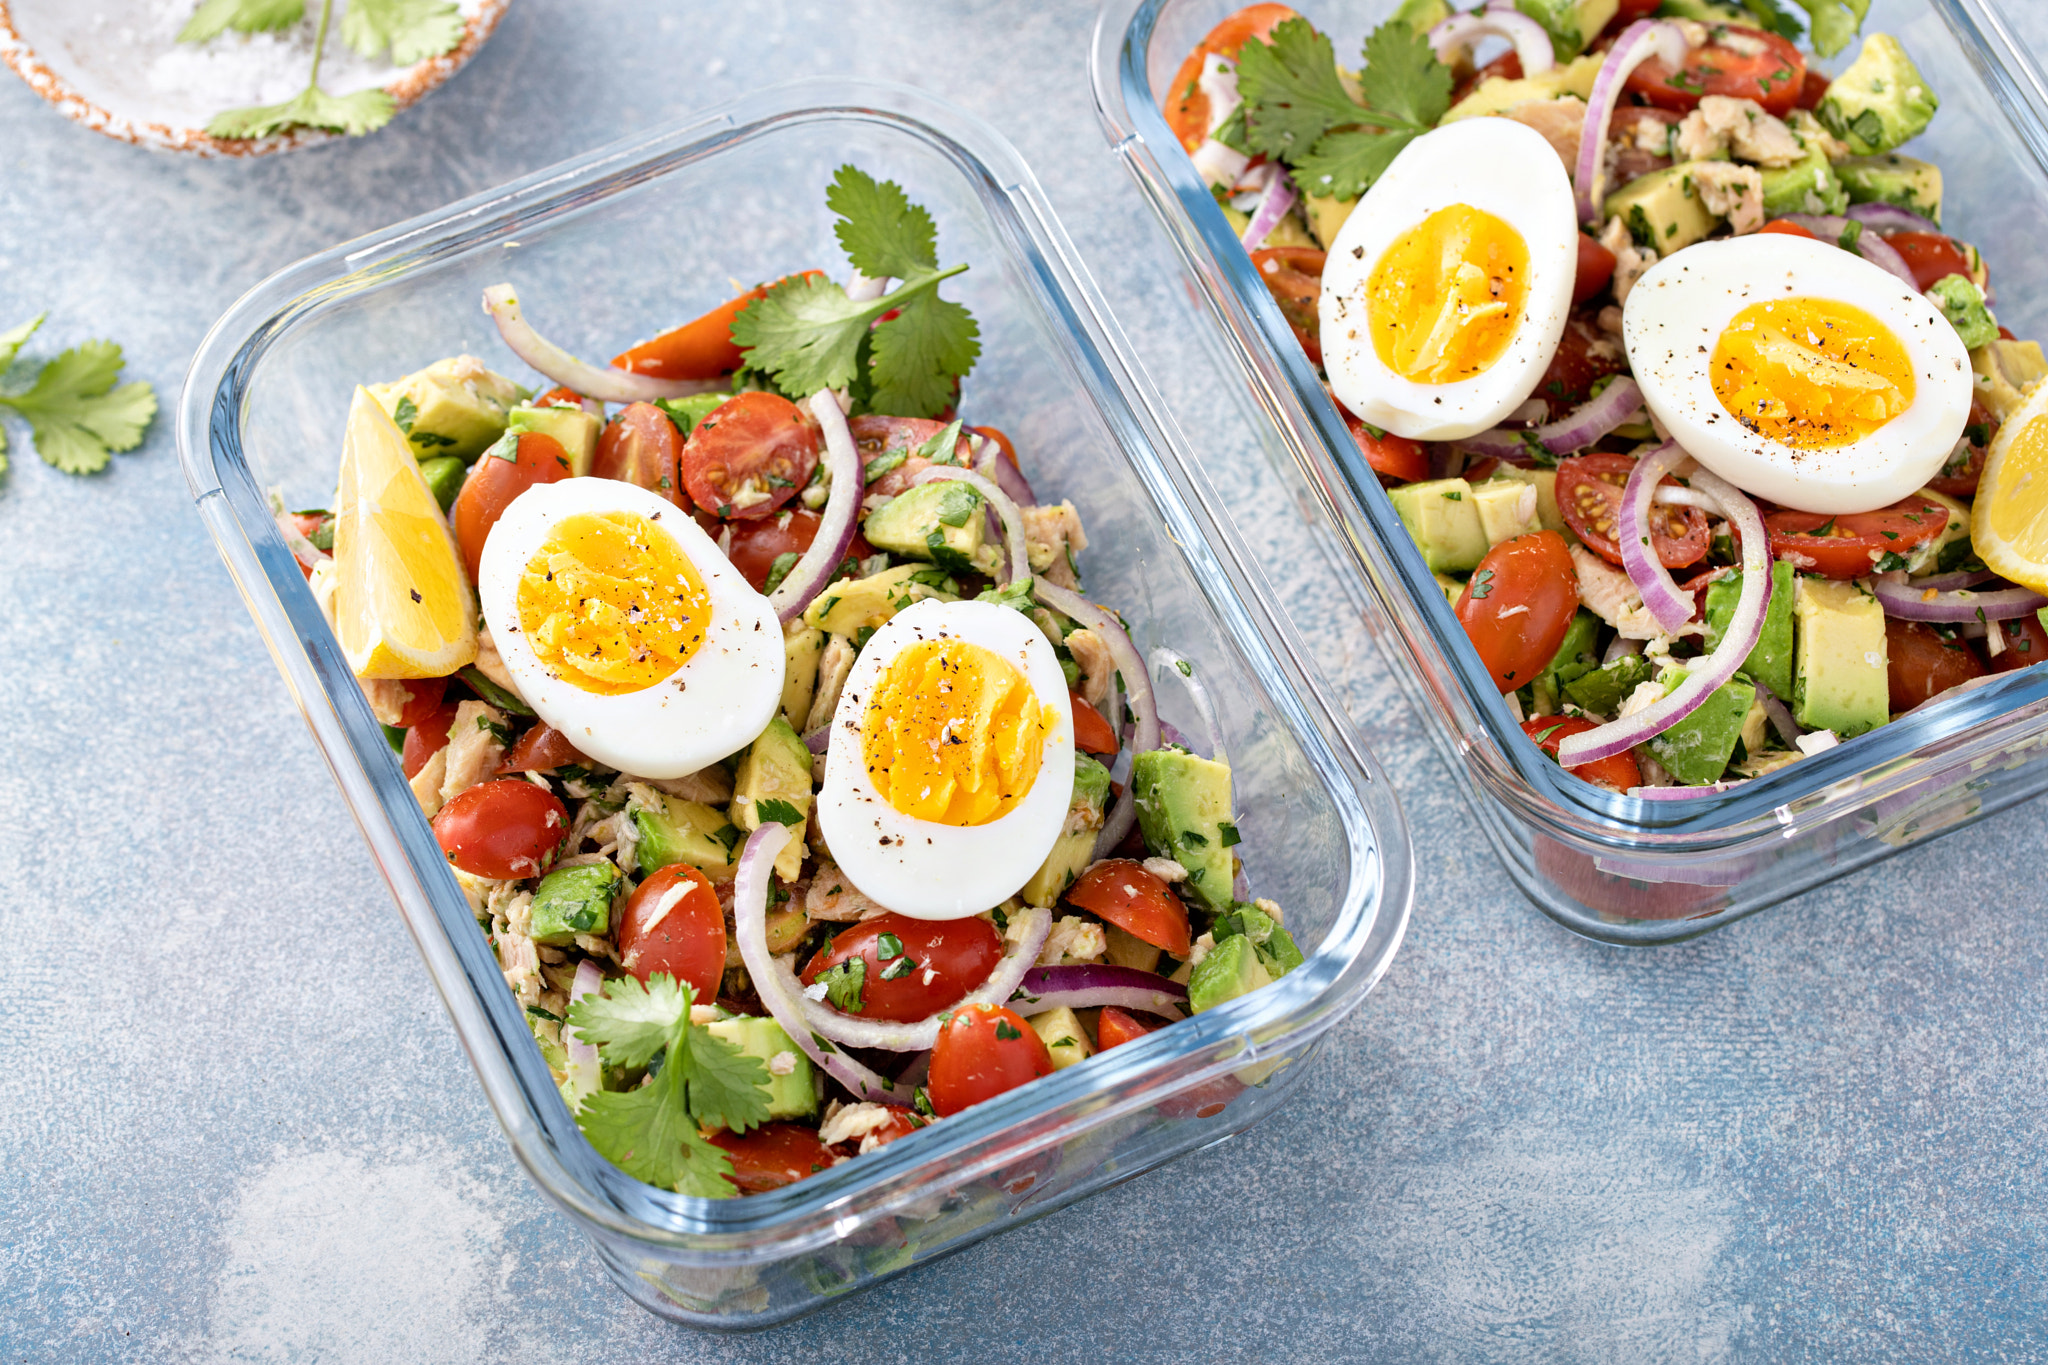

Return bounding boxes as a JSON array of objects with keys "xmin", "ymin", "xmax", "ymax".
[
  {"xmin": 0, "ymin": 314, "xmax": 44, "ymax": 372},
  {"xmin": 817, "ymin": 957, "xmax": 867, "ymax": 1013},
  {"xmin": 178, "ymin": 0, "xmax": 304, "ymax": 43},
  {"xmin": 340, "ymin": 0, "xmax": 465, "ymax": 65},
  {"xmin": 207, "ymin": 84, "xmax": 395, "ymax": 139},
  {"xmin": 729, "ymin": 274, "xmax": 892, "ymax": 397},
  {"xmin": 827, "ymin": 166, "xmax": 937, "ymax": 280},
  {"xmin": 577, "ymin": 1069, "xmax": 737, "ymax": 1196},
  {"xmin": 565, "ymin": 972, "xmax": 690, "ymax": 1068},
  {"xmin": 0, "ymin": 339, "xmax": 157, "ymax": 475},
  {"xmin": 1293, "ymin": 126, "xmax": 1424, "ymax": 201},
  {"xmin": 1235, "ymin": 19, "xmax": 1363, "ymax": 161},
  {"xmin": 684, "ymin": 1028, "xmax": 773, "ymax": 1134},
  {"xmin": 1792, "ymin": 0, "xmax": 1870, "ymax": 57},
  {"xmin": 1353, "ymin": 17, "xmax": 1452, "ymax": 132},
  {"xmin": 753, "ymin": 798, "xmax": 806, "ymax": 827},
  {"xmin": 868, "ymin": 293, "xmax": 979, "ymax": 420}
]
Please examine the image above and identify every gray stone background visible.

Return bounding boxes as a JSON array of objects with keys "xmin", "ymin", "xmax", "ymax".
[{"xmin": 3, "ymin": 2, "xmax": 2045, "ymax": 1361}]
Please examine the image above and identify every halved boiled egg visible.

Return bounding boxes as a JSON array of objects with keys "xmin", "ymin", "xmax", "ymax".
[
  {"xmin": 478, "ymin": 477, "xmax": 784, "ymax": 778},
  {"xmin": 1319, "ymin": 117, "xmax": 1579, "ymax": 441},
  {"xmin": 817, "ymin": 598, "xmax": 1075, "ymax": 920},
  {"xmin": 1623, "ymin": 233, "xmax": 1972, "ymax": 513}
]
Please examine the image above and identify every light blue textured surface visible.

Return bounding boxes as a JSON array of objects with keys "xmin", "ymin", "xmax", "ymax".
[{"xmin": 3, "ymin": 2, "xmax": 2046, "ymax": 1360}]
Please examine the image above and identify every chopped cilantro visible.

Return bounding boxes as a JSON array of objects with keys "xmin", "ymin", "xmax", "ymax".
[
  {"xmin": 817, "ymin": 957, "xmax": 867, "ymax": 1013},
  {"xmin": 1218, "ymin": 821, "xmax": 1242, "ymax": 848},
  {"xmin": 753, "ymin": 798, "xmax": 806, "ymax": 827},
  {"xmin": 994, "ymin": 1019, "xmax": 1023, "ymax": 1041}
]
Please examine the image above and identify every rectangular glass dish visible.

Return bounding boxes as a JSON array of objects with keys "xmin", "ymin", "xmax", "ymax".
[
  {"xmin": 1092, "ymin": 0, "xmax": 2048, "ymax": 943},
  {"xmin": 176, "ymin": 80, "xmax": 1411, "ymax": 1329}
]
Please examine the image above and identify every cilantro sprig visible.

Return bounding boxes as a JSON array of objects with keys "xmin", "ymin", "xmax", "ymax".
[
  {"xmin": 565, "ymin": 974, "xmax": 771, "ymax": 1198},
  {"xmin": 731, "ymin": 166, "xmax": 980, "ymax": 420},
  {"xmin": 0, "ymin": 314, "xmax": 156, "ymax": 477},
  {"xmin": 1236, "ymin": 17, "xmax": 1452, "ymax": 201}
]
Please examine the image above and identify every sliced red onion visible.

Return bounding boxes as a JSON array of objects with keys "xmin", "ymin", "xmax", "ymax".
[
  {"xmin": 913, "ymin": 465, "xmax": 1027, "ymax": 586},
  {"xmin": 730, "ymin": 822, "xmax": 916, "ymax": 1106},
  {"xmin": 1559, "ymin": 467, "xmax": 1771, "ymax": 769},
  {"xmin": 767, "ymin": 392, "xmax": 864, "ymax": 624},
  {"xmin": 272, "ymin": 509, "xmax": 329, "ymax": 573},
  {"xmin": 1534, "ymin": 377, "xmax": 1643, "ymax": 453},
  {"xmin": 1032, "ymin": 581, "xmax": 1161, "ymax": 857},
  {"xmin": 1575, "ymin": 21, "xmax": 1690, "ymax": 224},
  {"xmin": 845, "ymin": 270, "xmax": 890, "ymax": 304},
  {"xmin": 1618, "ymin": 441, "xmax": 1698, "ymax": 634},
  {"xmin": 1457, "ymin": 430, "xmax": 1539, "ymax": 465},
  {"xmin": 796, "ymin": 906, "xmax": 1054, "ymax": 1052},
  {"xmin": 1239, "ymin": 166, "xmax": 1299, "ymax": 253},
  {"xmin": 1847, "ymin": 201, "xmax": 1941, "ymax": 235},
  {"xmin": 1009, "ymin": 965, "xmax": 1188, "ymax": 1021},
  {"xmin": 1870, "ymin": 577, "xmax": 2048, "ymax": 623},
  {"xmin": 1777, "ymin": 215, "xmax": 1918, "ymax": 288},
  {"xmin": 1756, "ymin": 682, "xmax": 1804, "ymax": 747},
  {"xmin": 972, "ymin": 433, "xmax": 1037, "ymax": 508},
  {"xmin": 1429, "ymin": 9, "xmax": 1556, "ymax": 75},
  {"xmin": 1151, "ymin": 646, "xmax": 1230, "ymax": 772},
  {"xmin": 563, "ymin": 958, "xmax": 603, "ymax": 1097},
  {"xmin": 480, "ymin": 284, "xmax": 724, "ymax": 403},
  {"xmin": 803, "ymin": 726, "xmax": 830, "ymax": 755},
  {"xmin": 1909, "ymin": 569, "xmax": 1998, "ymax": 592}
]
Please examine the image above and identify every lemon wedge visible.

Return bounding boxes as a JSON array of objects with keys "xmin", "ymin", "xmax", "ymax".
[
  {"xmin": 1972, "ymin": 377, "xmax": 2048, "ymax": 596},
  {"xmin": 333, "ymin": 385, "xmax": 477, "ymax": 679}
]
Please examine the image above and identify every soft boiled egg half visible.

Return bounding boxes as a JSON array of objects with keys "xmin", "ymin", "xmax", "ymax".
[
  {"xmin": 1319, "ymin": 117, "xmax": 1579, "ymax": 442},
  {"xmin": 818, "ymin": 598, "xmax": 1075, "ymax": 920},
  {"xmin": 1623, "ymin": 233, "xmax": 1972, "ymax": 513},
  {"xmin": 478, "ymin": 477, "xmax": 784, "ymax": 778}
]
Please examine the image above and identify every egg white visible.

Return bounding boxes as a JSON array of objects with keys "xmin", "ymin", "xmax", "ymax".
[
  {"xmin": 817, "ymin": 598, "xmax": 1075, "ymax": 920},
  {"xmin": 1622, "ymin": 233, "xmax": 1973, "ymax": 514},
  {"xmin": 478, "ymin": 477, "xmax": 784, "ymax": 779},
  {"xmin": 1318, "ymin": 118, "xmax": 1579, "ymax": 442}
]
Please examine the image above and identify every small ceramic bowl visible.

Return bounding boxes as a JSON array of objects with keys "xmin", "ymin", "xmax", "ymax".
[{"xmin": 0, "ymin": 0, "xmax": 509, "ymax": 156}]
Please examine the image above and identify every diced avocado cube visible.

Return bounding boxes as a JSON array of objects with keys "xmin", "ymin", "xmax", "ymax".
[
  {"xmin": 1540, "ymin": 610, "xmax": 1604, "ymax": 697},
  {"xmin": 1760, "ymin": 143, "xmax": 1849, "ymax": 219},
  {"xmin": 801, "ymin": 563, "xmax": 953, "ymax": 637},
  {"xmin": 527, "ymin": 1008, "xmax": 568, "ymax": 1083},
  {"xmin": 1390, "ymin": 0, "xmax": 1451, "ymax": 30},
  {"xmin": 1020, "ymin": 754, "xmax": 1112, "ymax": 908},
  {"xmin": 781, "ymin": 622, "xmax": 826, "ymax": 731},
  {"xmin": 1926, "ymin": 275, "xmax": 1999, "ymax": 350},
  {"xmin": 1104, "ymin": 923, "xmax": 1163, "ymax": 974},
  {"xmin": 1645, "ymin": 674, "xmax": 1755, "ymax": 786},
  {"xmin": 1605, "ymin": 163, "xmax": 1723, "ymax": 253},
  {"xmin": 418, "ymin": 455, "xmax": 465, "ymax": 512},
  {"xmin": 528, "ymin": 862, "xmax": 621, "ymax": 946},
  {"xmin": 1432, "ymin": 572, "xmax": 1466, "ymax": 608},
  {"xmin": 1513, "ymin": 0, "xmax": 1619, "ymax": 60},
  {"xmin": 1837, "ymin": 154, "xmax": 1943, "ymax": 225},
  {"xmin": 1028, "ymin": 1006, "xmax": 1095, "ymax": 1072},
  {"xmin": 1300, "ymin": 192, "xmax": 1358, "ymax": 251},
  {"xmin": 1653, "ymin": 0, "xmax": 1746, "ymax": 19},
  {"xmin": 1486, "ymin": 466, "xmax": 1568, "ymax": 536},
  {"xmin": 1703, "ymin": 561, "xmax": 1795, "ymax": 702},
  {"xmin": 704, "ymin": 1016, "xmax": 817, "ymax": 1120},
  {"xmin": 1442, "ymin": 51, "xmax": 1603, "ymax": 121},
  {"xmin": 1132, "ymin": 749, "xmax": 1234, "ymax": 914},
  {"xmin": 655, "ymin": 393, "xmax": 728, "ymax": 438},
  {"xmin": 1473, "ymin": 478, "xmax": 1539, "ymax": 546},
  {"xmin": 1972, "ymin": 339, "xmax": 2048, "ymax": 424},
  {"xmin": 1905, "ymin": 490, "xmax": 1971, "ymax": 576},
  {"xmin": 862, "ymin": 480, "xmax": 987, "ymax": 573},
  {"xmin": 1564, "ymin": 653, "xmax": 1657, "ymax": 716},
  {"xmin": 1217, "ymin": 901, "xmax": 1305, "ymax": 978},
  {"xmin": 1793, "ymin": 576, "xmax": 1889, "ymax": 737},
  {"xmin": 1817, "ymin": 34, "xmax": 1940, "ymax": 157},
  {"xmin": 1188, "ymin": 935, "xmax": 1273, "ymax": 1015},
  {"xmin": 368, "ymin": 355, "xmax": 524, "ymax": 464},
  {"xmin": 1389, "ymin": 478, "xmax": 1489, "ymax": 573},
  {"xmin": 504, "ymin": 404, "xmax": 602, "ymax": 477},
  {"xmin": 732, "ymin": 717, "xmax": 813, "ymax": 882},
  {"xmin": 627, "ymin": 787, "xmax": 738, "ymax": 882}
]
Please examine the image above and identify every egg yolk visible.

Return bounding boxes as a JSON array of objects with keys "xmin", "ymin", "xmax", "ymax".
[
  {"xmin": 1710, "ymin": 297, "xmax": 1916, "ymax": 447},
  {"xmin": 1366, "ymin": 204, "xmax": 1528, "ymax": 385},
  {"xmin": 861, "ymin": 638, "xmax": 1052, "ymax": 827},
  {"xmin": 516, "ymin": 510, "xmax": 711, "ymax": 695}
]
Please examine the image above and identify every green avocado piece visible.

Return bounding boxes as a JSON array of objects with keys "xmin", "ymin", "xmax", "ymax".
[
  {"xmin": 1512, "ymin": 0, "xmax": 1619, "ymax": 59},
  {"xmin": 1132, "ymin": 749, "xmax": 1235, "ymax": 914},
  {"xmin": 1703, "ymin": 561, "xmax": 1795, "ymax": 702},
  {"xmin": 1836, "ymin": 154, "xmax": 1943, "ymax": 225},
  {"xmin": 1793, "ymin": 576, "xmax": 1889, "ymax": 737},
  {"xmin": 1926, "ymin": 275, "xmax": 1999, "ymax": 350},
  {"xmin": 368, "ymin": 356, "xmax": 524, "ymax": 464},
  {"xmin": 1605, "ymin": 162, "xmax": 1722, "ymax": 253},
  {"xmin": 656, "ymin": 393, "xmax": 729, "ymax": 438},
  {"xmin": 1564, "ymin": 653, "xmax": 1657, "ymax": 717},
  {"xmin": 1540, "ymin": 610, "xmax": 1604, "ymax": 698},
  {"xmin": 704, "ymin": 1016, "xmax": 817, "ymax": 1120},
  {"xmin": 1760, "ymin": 143, "xmax": 1849, "ymax": 219},
  {"xmin": 527, "ymin": 1009, "xmax": 569, "ymax": 1082},
  {"xmin": 1645, "ymin": 674, "xmax": 1754, "ymax": 786},
  {"xmin": 1213, "ymin": 902, "xmax": 1304, "ymax": 978},
  {"xmin": 528, "ymin": 862, "xmax": 621, "ymax": 946},
  {"xmin": 627, "ymin": 787, "xmax": 737, "ymax": 882},
  {"xmin": 1391, "ymin": 0, "xmax": 1451, "ymax": 29},
  {"xmin": 1020, "ymin": 754, "xmax": 1112, "ymax": 908},
  {"xmin": 1653, "ymin": 0, "xmax": 1745, "ymax": 19},
  {"xmin": 1388, "ymin": 478, "xmax": 1489, "ymax": 574},
  {"xmin": 732, "ymin": 718, "xmax": 814, "ymax": 882},
  {"xmin": 504, "ymin": 404, "xmax": 602, "ymax": 476},
  {"xmin": 1818, "ymin": 34, "xmax": 1940, "ymax": 157},
  {"xmin": 1188, "ymin": 935, "xmax": 1273, "ymax": 1015},
  {"xmin": 862, "ymin": 480, "xmax": 987, "ymax": 574},
  {"xmin": 418, "ymin": 455, "xmax": 465, "ymax": 512},
  {"xmin": 802, "ymin": 563, "xmax": 954, "ymax": 637}
]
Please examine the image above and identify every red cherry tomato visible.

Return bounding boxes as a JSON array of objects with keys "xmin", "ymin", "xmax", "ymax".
[
  {"xmin": 402, "ymin": 700, "xmax": 462, "ymax": 779},
  {"xmin": 1572, "ymin": 231, "xmax": 1617, "ymax": 305},
  {"xmin": 1063, "ymin": 858, "xmax": 1193, "ymax": 957},
  {"xmin": 1991, "ymin": 613, "xmax": 2048, "ymax": 675},
  {"xmin": 612, "ymin": 272, "xmax": 825, "ymax": 381},
  {"xmin": 452, "ymin": 431, "xmax": 571, "ymax": 582},
  {"xmin": 498, "ymin": 722, "xmax": 592, "ymax": 776},
  {"xmin": 1533, "ymin": 315, "xmax": 1628, "ymax": 422},
  {"xmin": 1456, "ymin": 531, "xmax": 1581, "ymax": 694},
  {"xmin": 1555, "ymin": 451, "xmax": 1711, "ymax": 570},
  {"xmin": 1610, "ymin": 0, "xmax": 1662, "ymax": 22},
  {"xmin": 1249, "ymin": 246, "xmax": 1325, "ymax": 367},
  {"xmin": 1758, "ymin": 218, "xmax": 1820, "ymax": 241},
  {"xmin": 1164, "ymin": 4, "xmax": 1299, "ymax": 151},
  {"xmin": 1070, "ymin": 691, "xmax": 1120, "ymax": 756},
  {"xmin": 966, "ymin": 424, "xmax": 1021, "ymax": 470},
  {"xmin": 591, "ymin": 401, "xmax": 684, "ymax": 506},
  {"xmin": 723, "ymin": 509, "xmax": 873, "ymax": 594},
  {"xmin": 1521, "ymin": 715, "xmax": 1642, "ymax": 792},
  {"xmin": 927, "ymin": 1004, "xmax": 1053, "ymax": 1117},
  {"xmin": 1883, "ymin": 232, "xmax": 1978, "ymax": 294},
  {"xmin": 800, "ymin": 912, "xmax": 1003, "ymax": 1023},
  {"xmin": 845, "ymin": 414, "xmax": 980, "ymax": 498},
  {"xmin": 708, "ymin": 1122, "xmax": 838, "ymax": 1194},
  {"xmin": 1331, "ymin": 389, "xmax": 1430, "ymax": 485},
  {"xmin": 1886, "ymin": 620, "xmax": 1988, "ymax": 711},
  {"xmin": 534, "ymin": 385, "xmax": 588, "ymax": 410},
  {"xmin": 1930, "ymin": 397, "xmax": 1994, "ymax": 498},
  {"xmin": 393, "ymin": 674, "xmax": 448, "ymax": 729},
  {"xmin": 1795, "ymin": 68, "xmax": 1831, "ymax": 110},
  {"xmin": 617, "ymin": 863, "xmax": 725, "ymax": 998},
  {"xmin": 1096, "ymin": 1006, "xmax": 1159, "ymax": 1051},
  {"xmin": 1449, "ymin": 49, "xmax": 1522, "ymax": 106},
  {"xmin": 679, "ymin": 392, "xmax": 821, "ymax": 520},
  {"xmin": 1626, "ymin": 24, "xmax": 1806, "ymax": 116},
  {"xmin": 285, "ymin": 511, "xmax": 331, "ymax": 579},
  {"xmin": 430, "ymin": 778, "xmax": 568, "ymax": 879},
  {"xmin": 1763, "ymin": 496, "xmax": 1949, "ymax": 579}
]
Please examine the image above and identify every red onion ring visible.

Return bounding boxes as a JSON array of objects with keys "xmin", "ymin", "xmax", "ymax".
[
  {"xmin": 1470, "ymin": 377, "xmax": 1646, "ymax": 458},
  {"xmin": 767, "ymin": 392, "xmax": 864, "ymax": 623},
  {"xmin": 563, "ymin": 958, "xmax": 603, "ymax": 1097},
  {"xmin": 1032, "ymin": 581, "xmax": 1161, "ymax": 856},
  {"xmin": 1559, "ymin": 467, "xmax": 1772, "ymax": 769},
  {"xmin": 1908, "ymin": 569, "xmax": 1998, "ymax": 592},
  {"xmin": 1846, "ymin": 202, "xmax": 1941, "ymax": 235},
  {"xmin": 1869, "ymin": 577, "xmax": 2048, "ymax": 623},
  {"xmin": 1754, "ymin": 682, "xmax": 1803, "ymax": 747},
  {"xmin": 803, "ymin": 726, "xmax": 830, "ymax": 755},
  {"xmin": 1618, "ymin": 441, "xmax": 1698, "ymax": 634},
  {"xmin": 912, "ymin": 464, "xmax": 1028, "ymax": 586},
  {"xmin": 1429, "ymin": 9, "xmax": 1556, "ymax": 76},
  {"xmin": 973, "ymin": 434, "xmax": 1037, "ymax": 508},
  {"xmin": 1010, "ymin": 964, "xmax": 1188, "ymax": 1021},
  {"xmin": 480, "ymin": 284, "xmax": 725, "ymax": 403},
  {"xmin": 1777, "ymin": 215, "xmax": 1919, "ymax": 288},
  {"xmin": 1575, "ymin": 21, "xmax": 1690, "ymax": 224},
  {"xmin": 1239, "ymin": 166, "xmax": 1299, "ymax": 253}
]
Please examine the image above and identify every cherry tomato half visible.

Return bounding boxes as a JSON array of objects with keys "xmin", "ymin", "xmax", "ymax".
[
  {"xmin": 1449, "ymin": 49, "xmax": 1522, "ymax": 107},
  {"xmin": 402, "ymin": 700, "xmax": 462, "ymax": 780},
  {"xmin": 1250, "ymin": 246, "xmax": 1325, "ymax": 367},
  {"xmin": 1764, "ymin": 496, "xmax": 1949, "ymax": 579},
  {"xmin": 393, "ymin": 674, "xmax": 448, "ymax": 730},
  {"xmin": 1533, "ymin": 315, "xmax": 1628, "ymax": 422},
  {"xmin": 724, "ymin": 509, "xmax": 873, "ymax": 594},
  {"xmin": 1991, "ymin": 614, "xmax": 2048, "ymax": 675},
  {"xmin": 1886, "ymin": 620, "xmax": 1987, "ymax": 712},
  {"xmin": 1096, "ymin": 1006, "xmax": 1159, "ymax": 1051},
  {"xmin": 680, "ymin": 392, "xmax": 821, "ymax": 520},
  {"xmin": 1795, "ymin": 67, "xmax": 1832, "ymax": 111},
  {"xmin": 1333, "ymin": 389, "xmax": 1430, "ymax": 485},
  {"xmin": 1883, "ymin": 232, "xmax": 1977, "ymax": 294},
  {"xmin": 846, "ymin": 414, "xmax": 976, "ymax": 497},
  {"xmin": 1456, "ymin": 531, "xmax": 1581, "ymax": 694},
  {"xmin": 708, "ymin": 1122, "xmax": 838, "ymax": 1194},
  {"xmin": 967, "ymin": 424, "xmax": 1021, "ymax": 470},
  {"xmin": 452, "ymin": 431, "xmax": 571, "ymax": 582},
  {"xmin": 1759, "ymin": 218, "xmax": 1820, "ymax": 241},
  {"xmin": 927, "ymin": 1004, "xmax": 1053, "ymax": 1117},
  {"xmin": 1573, "ymin": 232, "xmax": 1617, "ymax": 305},
  {"xmin": 430, "ymin": 778, "xmax": 568, "ymax": 880},
  {"xmin": 1521, "ymin": 715, "xmax": 1642, "ymax": 792},
  {"xmin": 498, "ymin": 722, "xmax": 592, "ymax": 776},
  {"xmin": 534, "ymin": 385, "xmax": 589, "ymax": 410},
  {"xmin": 1164, "ymin": 4, "xmax": 1299, "ymax": 151},
  {"xmin": 800, "ymin": 912, "xmax": 1003, "ymax": 1023},
  {"xmin": 1627, "ymin": 24, "xmax": 1806, "ymax": 117},
  {"xmin": 611, "ymin": 272, "xmax": 825, "ymax": 381},
  {"xmin": 1555, "ymin": 451, "xmax": 1711, "ymax": 570},
  {"xmin": 1070, "ymin": 691, "xmax": 1121, "ymax": 757},
  {"xmin": 1064, "ymin": 859, "xmax": 1193, "ymax": 957},
  {"xmin": 1929, "ymin": 397, "xmax": 1995, "ymax": 498},
  {"xmin": 617, "ymin": 863, "xmax": 725, "ymax": 998},
  {"xmin": 591, "ymin": 401, "xmax": 684, "ymax": 506}
]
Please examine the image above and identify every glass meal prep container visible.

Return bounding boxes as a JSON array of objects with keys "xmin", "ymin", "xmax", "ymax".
[
  {"xmin": 177, "ymin": 80, "xmax": 1411, "ymax": 1329},
  {"xmin": 1092, "ymin": 0, "xmax": 2048, "ymax": 944}
]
